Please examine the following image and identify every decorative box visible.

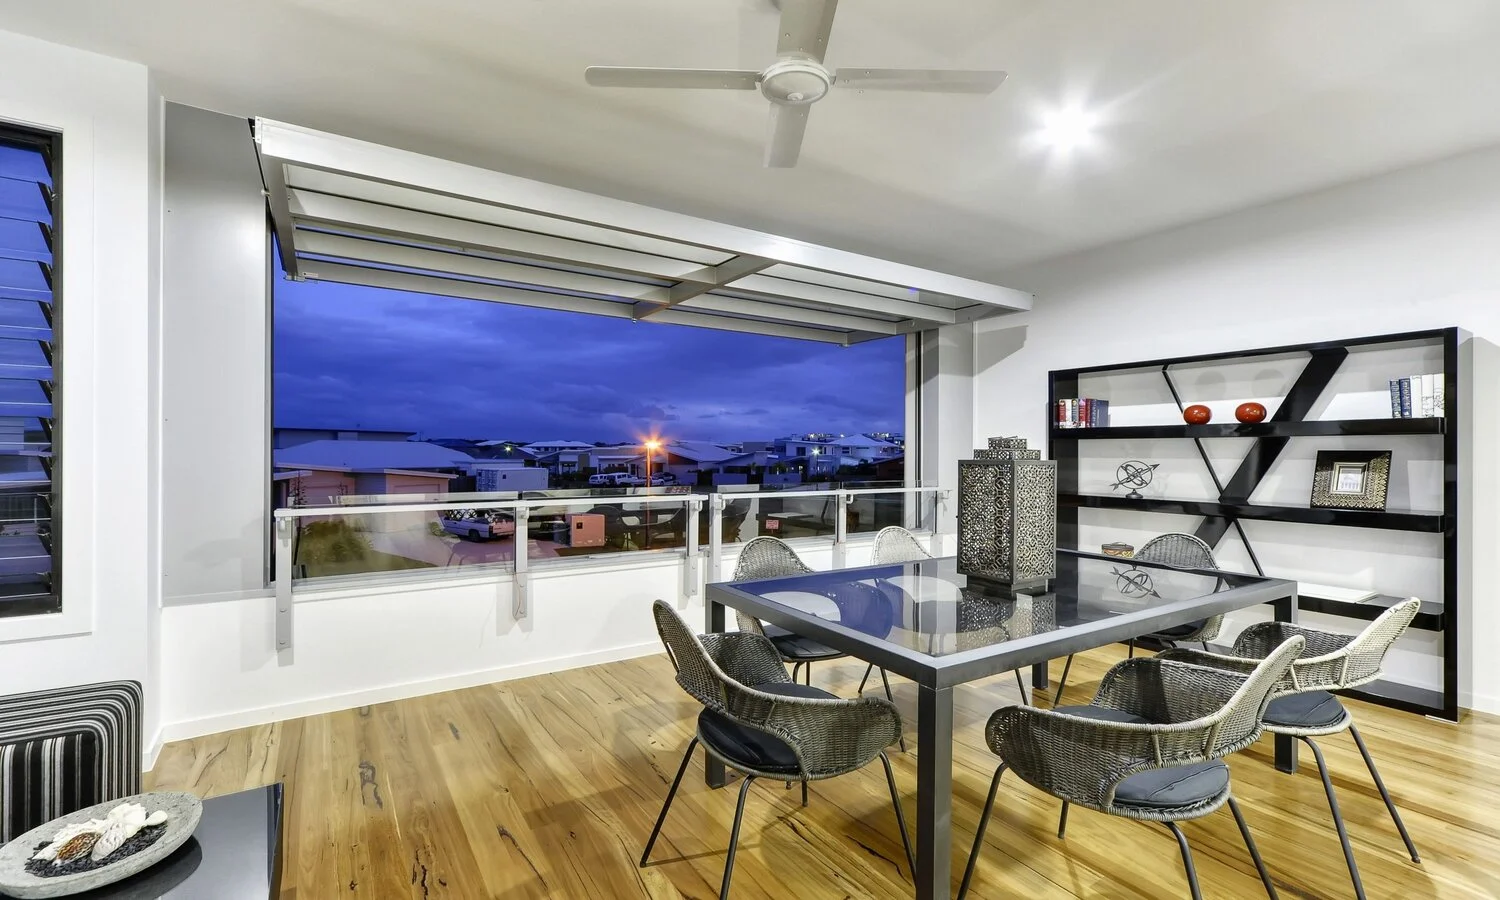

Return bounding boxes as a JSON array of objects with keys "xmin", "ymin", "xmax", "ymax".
[
  {"xmin": 973, "ymin": 448, "xmax": 1043, "ymax": 460},
  {"xmin": 958, "ymin": 437, "xmax": 1058, "ymax": 585},
  {"xmin": 988, "ymin": 436, "xmax": 1029, "ymax": 450},
  {"xmin": 1101, "ymin": 542, "xmax": 1135, "ymax": 558}
]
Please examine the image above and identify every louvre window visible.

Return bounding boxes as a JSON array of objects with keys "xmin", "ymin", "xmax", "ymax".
[{"xmin": 0, "ymin": 125, "xmax": 59, "ymax": 617}]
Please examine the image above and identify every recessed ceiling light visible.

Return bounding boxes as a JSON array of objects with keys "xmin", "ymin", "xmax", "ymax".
[{"xmin": 1037, "ymin": 106, "xmax": 1098, "ymax": 152}]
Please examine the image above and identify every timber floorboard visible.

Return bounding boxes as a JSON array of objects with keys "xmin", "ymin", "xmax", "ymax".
[{"xmin": 148, "ymin": 647, "xmax": 1500, "ymax": 898}]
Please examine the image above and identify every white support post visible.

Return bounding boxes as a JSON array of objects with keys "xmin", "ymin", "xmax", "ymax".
[
  {"xmin": 513, "ymin": 508, "xmax": 530, "ymax": 619},
  {"xmin": 274, "ymin": 517, "xmax": 294, "ymax": 653},
  {"xmin": 683, "ymin": 498, "xmax": 702, "ymax": 600},
  {"xmin": 707, "ymin": 494, "xmax": 725, "ymax": 585},
  {"xmin": 834, "ymin": 491, "xmax": 850, "ymax": 569}
]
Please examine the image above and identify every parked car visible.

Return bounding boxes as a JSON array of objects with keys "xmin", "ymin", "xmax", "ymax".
[
  {"xmin": 648, "ymin": 472, "xmax": 677, "ymax": 485},
  {"xmin": 439, "ymin": 513, "xmax": 515, "ymax": 541},
  {"xmin": 588, "ymin": 472, "xmax": 635, "ymax": 487},
  {"xmin": 615, "ymin": 474, "xmax": 647, "ymax": 486}
]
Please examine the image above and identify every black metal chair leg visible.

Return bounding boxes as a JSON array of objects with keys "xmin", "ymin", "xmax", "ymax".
[
  {"xmin": 877, "ymin": 667, "xmax": 907, "ymax": 752},
  {"xmin": 804, "ymin": 662, "xmax": 813, "ymax": 686},
  {"xmin": 1303, "ymin": 736, "xmax": 1367, "ymax": 900},
  {"xmin": 1128, "ymin": 639, "xmax": 1136, "ymax": 659},
  {"xmin": 790, "ymin": 661, "xmax": 803, "ymax": 684},
  {"xmin": 1201, "ymin": 640, "xmax": 1211, "ymax": 652},
  {"xmin": 1166, "ymin": 822, "xmax": 1204, "ymax": 900},
  {"xmin": 957, "ymin": 764, "xmax": 1006, "ymax": 900},
  {"xmin": 1057, "ymin": 801, "xmax": 1069, "ymax": 839},
  {"xmin": 640, "ymin": 738, "xmax": 699, "ymax": 867},
  {"xmin": 1349, "ymin": 724, "xmax": 1421, "ymax": 863},
  {"xmin": 1055, "ymin": 654, "xmax": 1074, "ymax": 705},
  {"xmin": 857, "ymin": 663, "xmax": 874, "ymax": 695},
  {"xmin": 720, "ymin": 775, "xmax": 756, "ymax": 900},
  {"xmin": 878, "ymin": 751, "xmax": 916, "ymax": 878},
  {"xmin": 1013, "ymin": 669, "xmax": 1031, "ymax": 706},
  {"xmin": 1228, "ymin": 796, "xmax": 1279, "ymax": 900},
  {"xmin": 801, "ymin": 780, "xmax": 809, "ymax": 807}
]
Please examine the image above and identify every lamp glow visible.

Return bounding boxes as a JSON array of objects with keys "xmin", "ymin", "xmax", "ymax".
[{"xmin": 1037, "ymin": 106, "xmax": 1098, "ymax": 152}]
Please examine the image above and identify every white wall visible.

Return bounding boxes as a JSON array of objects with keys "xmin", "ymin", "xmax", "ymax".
[
  {"xmin": 973, "ymin": 145, "xmax": 1500, "ymax": 712},
  {"xmin": 0, "ymin": 30, "xmax": 161, "ymax": 744},
  {"xmin": 158, "ymin": 533, "xmax": 953, "ymax": 742}
]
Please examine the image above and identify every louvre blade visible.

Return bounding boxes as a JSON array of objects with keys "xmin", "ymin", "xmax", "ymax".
[
  {"xmin": 584, "ymin": 67, "xmax": 761, "ymax": 90},
  {"xmin": 834, "ymin": 68, "xmax": 1009, "ymax": 94},
  {"xmin": 776, "ymin": 0, "xmax": 839, "ymax": 63},
  {"xmin": 764, "ymin": 104, "xmax": 811, "ymax": 168}
]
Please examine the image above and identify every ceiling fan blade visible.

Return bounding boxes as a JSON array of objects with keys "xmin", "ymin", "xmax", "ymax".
[
  {"xmin": 764, "ymin": 104, "xmax": 811, "ymax": 168},
  {"xmin": 584, "ymin": 67, "xmax": 761, "ymax": 90},
  {"xmin": 776, "ymin": 0, "xmax": 839, "ymax": 63},
  {"xmin": 834, "ymin": 68, "xmax": 1009, "ymax": 94}
]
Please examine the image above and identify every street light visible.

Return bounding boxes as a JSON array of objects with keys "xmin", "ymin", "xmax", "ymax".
[{"xmin": 644, "ymin": 439, "xmax": 661, "ymax": 488}]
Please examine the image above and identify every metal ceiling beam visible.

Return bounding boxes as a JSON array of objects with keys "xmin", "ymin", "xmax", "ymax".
[
  {"xmin": 256, "ymin": 144, "xmax": 301, "ymax": 279},
  {"xmin": 285, "ymin": 165, "xmax": 729, "ymax": 266},
  {"xmin": 294, "ymin": 231, "xmax": 671, "ymax": 303},
  {"xmin": 255, "ymin": 118, "xmax": 1034, "ymax": 312},
  {"xmin": 633, "ymin": 254, "xmax": 774, "ymax": 319},
  {"xmin": 289, "ymin": 190, "xmax": 708, "ymax": 281},
  {"xmin": 676, "ymin": 293, "xmax": 907, "ymax": 334},
  {"xmin": 728, "ymin": 273, "xmax": 957, "ymax": 324},
  {"xmin": 306, "ymin": 262, "xmax": 853, "ymax": 344}
]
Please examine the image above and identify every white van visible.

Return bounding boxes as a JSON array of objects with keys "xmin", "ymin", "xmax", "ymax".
[{"xmin": 588, "ymin": 472, "xmax": 632, "ymax": 486}]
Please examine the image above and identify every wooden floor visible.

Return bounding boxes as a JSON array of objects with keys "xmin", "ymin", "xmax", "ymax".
[{"xmin": 148, "ymin": 647, "xmax": 1500, "ymax": 899}]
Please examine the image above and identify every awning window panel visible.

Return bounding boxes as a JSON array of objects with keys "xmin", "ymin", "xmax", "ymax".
[{"xmin": 255, "ymin": 118, "xmax": 1032, "ymax": 345}]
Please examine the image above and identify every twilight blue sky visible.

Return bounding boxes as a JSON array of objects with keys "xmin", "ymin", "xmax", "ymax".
[{"xmin": 273, "ymin": 277, "xmax": 906, "ymax": 444}]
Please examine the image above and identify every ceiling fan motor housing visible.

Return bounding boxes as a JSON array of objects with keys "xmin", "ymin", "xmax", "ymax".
[{"xmin": 760, "ymin": 59, "xmax": 831, "ymax": 105}]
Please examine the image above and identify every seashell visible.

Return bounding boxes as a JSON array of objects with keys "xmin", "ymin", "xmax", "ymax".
[
  {"xmin": 53, "ymin": 832, "xmax": 99, "ymax": 865},
  {"xmin": 143, "ymin": 810, "xmax": 168, "ymax": 827},
  {"xmin": 32, "ymin": 824, "xmax": 91, "ymax": 861},
  {"xmin": 90, "ymin": 819, "xmax": 136, "ymax": 861}
]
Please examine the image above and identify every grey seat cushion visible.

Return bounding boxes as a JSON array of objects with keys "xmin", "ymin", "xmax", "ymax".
[
  {"xmin": 1264, "ymin": 691, "xmax": 1346, "ymax": 729},
  {"xmin": 764, "ymin": 625, "xmax": 846, "ymax": 662},
  {"xmin": 1052, "ymin": 704, "xmax": 1230, "ymax": 811},
  {"xmin": 698, "ymin": 681, "xmax": 836, "ymax": 775},
  {"xmin": 1149, "ymin": 619, "xmax": 1209, "ymax": 640}
]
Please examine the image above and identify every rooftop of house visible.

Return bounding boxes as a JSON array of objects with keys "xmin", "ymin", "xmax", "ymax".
[{"xmin": 273, "ymin": 440, "xmax": 473, "ymax": 472}]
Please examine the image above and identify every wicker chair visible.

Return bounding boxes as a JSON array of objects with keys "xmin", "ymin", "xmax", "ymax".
[
  {"xmin": 958, "ymin": 635, "xmax": 1306, "ymax": 900},
  {"xmin": 1159, "ymin": 598, "xmax": 1423, "ymax": 900},
  {"xmin": 865, "ymin": 526, "xmax": 1033, "ymax": 704},
  {"xmin": 733, "ymin": 536, "xmax": 905, "ymax": 750},
  {"xmin": 643, "ymin": 601, "xmax": 914, "ymax": 899},
  {"xmin": 1052, "ymin": 533, "xmax": 1221, "ymax": 705}
]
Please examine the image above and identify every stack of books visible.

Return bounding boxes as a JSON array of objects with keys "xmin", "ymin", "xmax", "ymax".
[
  {"xmin": 1388, "ymin": 374, "xmax": 1445, "ymax": 418},
  {"xmin": 1056, "ymin": 398, "xmax": 1110, "ymax": 428}
]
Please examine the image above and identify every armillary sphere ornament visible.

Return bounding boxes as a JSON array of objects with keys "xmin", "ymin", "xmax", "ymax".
[
  {"xmin": 1111, "ymin": 460, "xmax": 1160, "ymax": 500},
  {"xmin": 1112, "ymin": 566, "xmax": 1161, "ymax": 599}
]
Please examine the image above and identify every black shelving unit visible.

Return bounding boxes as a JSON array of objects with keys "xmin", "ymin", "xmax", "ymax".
[{"xmin": 1049, "ymin": 327, "xmax": 1462, "ymax": 721}]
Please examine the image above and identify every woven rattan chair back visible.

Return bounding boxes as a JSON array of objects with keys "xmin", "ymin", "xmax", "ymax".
[
  {"xmin": 649, "ymin": 600, "xmax": 901, "ymax": 779},
  {"xmin": 1269, "ymin": 597, "xmax": 1423, "ymax": 693},
  {"xmin": 1135, "ymin": 533, "xmax": 1217, "ymax": 568},
  {"xmin": 871, "ymin": 526, "xmax": 931, "ymax": 565},
  {"xmin": 730, "ymin": 537, "xmax": 814, "ymax": 635}
]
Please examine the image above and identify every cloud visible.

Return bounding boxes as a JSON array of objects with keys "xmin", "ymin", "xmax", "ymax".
[{"xmin": 273, "ymin": 279, "xmax": 905, "ymax": 442}]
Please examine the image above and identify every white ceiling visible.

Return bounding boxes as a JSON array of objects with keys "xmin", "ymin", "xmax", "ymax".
[{"xmin": 5, "ymin": 0, "xmax": 1500, "ymax": 280}]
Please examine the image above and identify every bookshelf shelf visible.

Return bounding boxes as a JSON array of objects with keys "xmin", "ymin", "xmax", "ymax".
[
  {"xmin": 1051, "ymin": 418, "xmax": 1445, "ymax": 440},
  {"xmin": 1047, "ymin": 326, "xmax": 1462, "ymax": 722}
]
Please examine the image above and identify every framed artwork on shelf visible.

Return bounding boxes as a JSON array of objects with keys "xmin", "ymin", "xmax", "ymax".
[{"xmin": 1310, "ymin": 449, "xmax": 1392, "ymax": 511}]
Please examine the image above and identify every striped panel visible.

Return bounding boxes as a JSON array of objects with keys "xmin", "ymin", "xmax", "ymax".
[
  {"xmin": 0, "ymin": 732, "xmax": 98, "ymax": 842},
  {"xmin": 0, "ymin": 680, "xmax": 141, "ymax": 840}
]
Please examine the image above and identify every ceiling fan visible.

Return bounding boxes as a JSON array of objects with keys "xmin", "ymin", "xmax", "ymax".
[{"xmin": 583, "ymin": 0, "xmax": 1007, "ymax": 168}]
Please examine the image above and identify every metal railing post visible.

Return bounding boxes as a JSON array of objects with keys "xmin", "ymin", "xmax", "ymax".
[
  {"xmin": 683, "ymin": 498, "xmax": 702, "ymax": 600},
  {"xmin": 833, "ymin": 490, "xmax": 850, "ymax": 568},
  {"xmin": 513, "ymin": 507, "xmax": 530, "ymax": 619},
  {"xmin": 707, "ymin": 493, "xmax": 724, "ymax": 585},
  {"xmin": 274, "ymin": 516, "xmax": 294, "ymax": 653}
]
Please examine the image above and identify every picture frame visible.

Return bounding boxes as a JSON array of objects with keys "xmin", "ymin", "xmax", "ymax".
[{"xmin": 1310, "ymin": 449, "xmax": 1392, "ymax": 511}]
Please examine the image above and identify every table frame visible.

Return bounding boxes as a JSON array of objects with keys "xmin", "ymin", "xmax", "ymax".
[{"xmin": 704, "ymin": 549, "xmax": 1297, "ymax": 900}]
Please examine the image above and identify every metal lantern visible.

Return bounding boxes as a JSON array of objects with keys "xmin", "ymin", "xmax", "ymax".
[{"xmin": 958, "ymin": 437, "xmax": 1058, "ymax": 585}]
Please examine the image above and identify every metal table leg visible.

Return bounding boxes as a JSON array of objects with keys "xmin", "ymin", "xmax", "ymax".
[
  {"xmin": 1273, "ymin": 589, "xmax": 1299, "ymax": 774},
  {"xmin": 915, "ymin": 684, "xmax": 954, "ymax": 900},
  {"xmin": 705, "ymin": 597, "xmax": 728, "ymax": 789}
]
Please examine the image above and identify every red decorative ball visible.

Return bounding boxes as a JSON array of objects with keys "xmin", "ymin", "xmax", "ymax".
[
  {"xmin": 1235, "ymin": 402, "xmax": 1268, "ymax": 424},
  {"xmin": 1183, "ymin": 405, "xmax": 1212, "ymax": 425}
]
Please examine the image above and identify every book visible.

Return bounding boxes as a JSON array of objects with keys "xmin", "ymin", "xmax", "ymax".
[
  {"xmin": 1411, "ymin": 372, "xmax": 1428, "ymax": 418},
  {"xmin": 1389, "ymin": 380, "xmax": 1402, "ymax": 418},
  {"xmin": 1418, "ymin": 373, "xmax": 1432, "ymax": 417},
  {"xmin": 1399, "ymin": 377, "xmax": 1412, "ymax": 418},
  {"xmin": 1432, "ymin": 374, "xmax": 1445, "ymax": 417}
]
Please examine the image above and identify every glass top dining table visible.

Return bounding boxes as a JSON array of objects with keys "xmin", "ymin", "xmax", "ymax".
[{"xmin": 704, "ymin": 549, "xmax": 1297, "ymax": 900}]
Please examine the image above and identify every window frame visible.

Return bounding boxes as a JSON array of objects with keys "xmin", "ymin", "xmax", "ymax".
[{"xmin": 0, "ymin": 120, "xmax": 63, "ymax": 621}]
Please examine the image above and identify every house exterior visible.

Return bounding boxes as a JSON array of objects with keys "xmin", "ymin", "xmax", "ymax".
[
  {"xmin": 470, "ymin": 465, "xmax": 549, "ymax": 492},
  {"xmin": 273, "ymin": 439, "xmax": 473, "ymax": 508},
  {"xmin": 273, "ymin": 426, "xmax": 417, "ymax": 449},
  {"xmin": 522, "ymin": 439, "xmax": 596, "ymax": 455}
]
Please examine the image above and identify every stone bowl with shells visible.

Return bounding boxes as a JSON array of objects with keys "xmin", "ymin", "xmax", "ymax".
[{"xmin": 0, "ymin": 792, "xmax": 202, "ymax": 899}]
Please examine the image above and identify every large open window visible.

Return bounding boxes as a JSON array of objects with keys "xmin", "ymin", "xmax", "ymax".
[{"xmin": 0, "ymin": 124, "xmax": 60, "ymax": 617}]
